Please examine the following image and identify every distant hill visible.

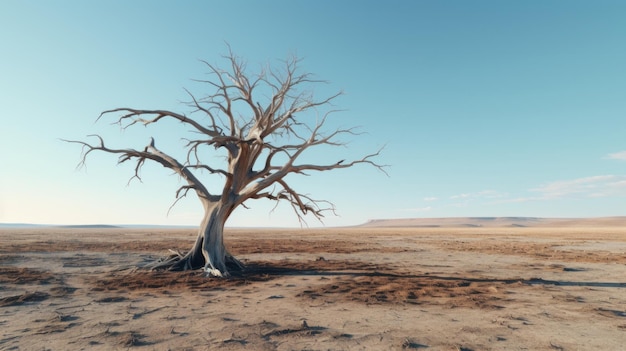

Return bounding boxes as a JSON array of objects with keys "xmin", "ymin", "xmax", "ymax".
[
  {"xmin": 57, "ymin": 224, "xmax": 122, "ymax": 229},
  {"xmin": 359, "ymin": 216, "xmax": 626, "ymax": 228},
  {"xmin": 0, "ymin": 223, "xmax": 195, "ymax": 229},
  {"xmin": 0, "ymin": 223, "xmax": 122, "ymax": 229}
]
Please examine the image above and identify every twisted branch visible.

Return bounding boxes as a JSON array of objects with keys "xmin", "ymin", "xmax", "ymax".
[
  {"xmin": 63, "ymin": 135, "xmax": 216, "ymax": 203},
  {"xmin": 67, "ymin": 49, "xmax": 386, "ymax": 224}
]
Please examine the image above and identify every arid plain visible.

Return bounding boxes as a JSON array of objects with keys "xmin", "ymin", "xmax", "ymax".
[{"xmin": 1, "ymin": 217, "xmax": 626, "ymax": 350}]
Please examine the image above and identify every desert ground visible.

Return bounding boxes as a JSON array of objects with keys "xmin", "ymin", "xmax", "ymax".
[{"xmin": 1, "ymin": 219, "xmax": 626, "ymax": 350}]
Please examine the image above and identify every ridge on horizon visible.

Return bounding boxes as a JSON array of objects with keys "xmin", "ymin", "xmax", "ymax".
[
  {"xmin": 2, "ymin": 216, "xmax": 625, "ymax": 229},
  {"xmin": 359, "ymin": 216, "xmax": 626, "ymax": 228}
]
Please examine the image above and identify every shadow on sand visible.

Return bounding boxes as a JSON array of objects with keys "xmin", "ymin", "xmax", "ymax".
[{"xmin": 241, "ymin": 261, "xmax": 626, "ymax": 289}]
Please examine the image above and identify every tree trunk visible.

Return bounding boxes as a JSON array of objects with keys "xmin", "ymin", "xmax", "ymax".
[{"xmin": 150, "ymin": 201, "xmax": 243, "ymax": 277}]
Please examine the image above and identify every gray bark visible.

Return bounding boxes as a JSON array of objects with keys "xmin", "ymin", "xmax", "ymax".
[{"xmin": 151, "ymin": 201, "xmax": 242, "ymax": 276}]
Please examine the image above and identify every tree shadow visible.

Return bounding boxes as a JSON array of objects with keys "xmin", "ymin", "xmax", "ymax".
[{"xmin": 241, "ymin": 261, "xmax": 626, "ymax": 289}]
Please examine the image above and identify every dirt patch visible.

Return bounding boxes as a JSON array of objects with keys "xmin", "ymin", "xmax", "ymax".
[
  {"xmin": 61, "ymin": 255, "xmax": 108, "ymax": 267},
  {"xmin": 260, "ymin": 320, "xmax": 326, "ymax": 340},
  {"xmin": 0, "ymin": 291, "xmax": 50, "ymax": 307},
  {"xmin": 0, "ymin": 255, "xmax": 25, "ymax": 264},
  {"xmin": 0, "ymin": 240, "xmax": 187, "ymax": 254},
  {"xmin": 89, "ymin": 259, "xmax": 507, "ymax": 308},
  {"xmin": 1, "ymin": 237, "xmax": 411, "ymax": 256},
  {"xmin": 89, "ymin": 329, "xmax": 151, "ymax": 347},
  {"xmin": 0, "ymin": 267, "xmax": 57, "ymax": 284},
  {"xmin": 298, "ymin": 275, "xmax": 508, "ymax": 308},
  {"xmin": 437, "ymin": 240, "xmax": 626, "ymax": 264},
  {"xmin": 245, "ymin": 258, "xmax": 389, "ymax": 273},
  {"xmin": 90, "ymin": 269, "xmax": 273, "ymax": 292},
  {"xmin": 115, "ymin": 331, "xmax": 150, "ymax": 347},
  {"xmin": 230, "ymin": 238, "xmax": 409, "ymax": 254},
  {"xmin": 88, "ymin": 258, "xmax": 377, "ymax": 293}
]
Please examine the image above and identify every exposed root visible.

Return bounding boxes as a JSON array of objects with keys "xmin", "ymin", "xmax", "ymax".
[
  {"xmin": 205, "ymin": 268, "xmax": 225, "ymax": 278},
  {"xmin": 204, "ymin": 254, "xmax": 246, "ymax": 277},
  {"xmin": 147, "ymin": 252, "xmax": 196, "ymax": 271},
  {"xmin": 167, "ymin": 249, "xmax": 184, "ymax": 258},
  {"xmin": 148, "ymin": 250, "xmax": 245, "ymax": 277}
]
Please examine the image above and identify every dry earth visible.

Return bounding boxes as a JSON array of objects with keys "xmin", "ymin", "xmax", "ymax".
[{"xmin": 1, "ymin": 225, "xmax": 626, "ymax": 350}]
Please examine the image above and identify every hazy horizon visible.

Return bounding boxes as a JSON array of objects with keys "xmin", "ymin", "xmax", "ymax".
[{"xmin": 3, "ymin": 215, "xmax": 626, "ymax": 230}]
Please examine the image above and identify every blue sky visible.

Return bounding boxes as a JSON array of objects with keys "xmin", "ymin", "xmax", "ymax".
[{"xmin": 1, "ymin": 1, "xmax": 625, "ymax": 227}]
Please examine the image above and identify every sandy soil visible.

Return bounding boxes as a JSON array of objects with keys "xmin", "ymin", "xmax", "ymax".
[{"xmin": 1, "ymin": 226, "xmax": 625, "ymax": 350}]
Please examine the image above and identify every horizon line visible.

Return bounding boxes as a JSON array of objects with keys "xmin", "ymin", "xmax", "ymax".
[{"xmin": 2, "ymin": 215, "xmax": 626, "ymax": 229}]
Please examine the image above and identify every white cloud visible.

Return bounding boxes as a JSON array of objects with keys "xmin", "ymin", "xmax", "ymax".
[
  {"xmin": 531, "ymin": 175, "xmax": 626, "ymax": 199},
  {"xmin": 423, "ymin": 197, "xmax": 438, "ymax": 201},
  {"xmin": 606, "ymin": 151, "xmax": 626, "ymax": 161}
]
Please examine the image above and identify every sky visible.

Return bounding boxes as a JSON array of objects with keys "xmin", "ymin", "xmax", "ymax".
[{"xmin": 1, "ymin": 1, "xmax": 625, "ymax": 227}]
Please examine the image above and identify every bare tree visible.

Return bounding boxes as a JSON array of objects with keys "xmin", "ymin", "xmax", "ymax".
[{"xmin": 66, "ymin": 50, "xmax": 384, "ymax": 277}]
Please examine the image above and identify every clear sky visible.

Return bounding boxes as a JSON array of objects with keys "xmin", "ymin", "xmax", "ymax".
[{"xmin": 1, "ymin": 1, "xmax": 625, "ymax": 227}]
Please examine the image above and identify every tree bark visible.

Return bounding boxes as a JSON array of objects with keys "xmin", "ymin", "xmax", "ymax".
[
  {"xmin": 200, "ymin": 202, "xmax": 230, "ymax": 277},
  {"xmin": 150, "ymin": 201, "xmax": 242, "ymax": 276}
]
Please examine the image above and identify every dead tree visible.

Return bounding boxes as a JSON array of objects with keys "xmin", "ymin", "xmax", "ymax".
[{"xmin": 66, "ymin": 50, "xmax": 384, "ymax": 277}]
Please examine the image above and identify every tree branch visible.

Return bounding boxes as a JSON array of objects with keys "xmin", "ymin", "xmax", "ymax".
[
  {"xmin": 248, "ymin": 180, "xmax": 337, "ymax": 225},
  {"xmin": 292, "ymin": 148, "xmax": 388, "ymax": 176},
  {"xmin": 64, "ymin": 135, "xmax": 216, "ymax": 202},
  {"xmin": 68, "ymin": 48, "xmax": 387, "ymax": 229},
  {"xmin": 99, "ymin": 108, "xmax": 222, "ymax": 138}
]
